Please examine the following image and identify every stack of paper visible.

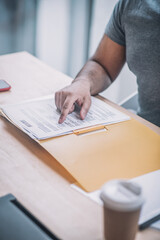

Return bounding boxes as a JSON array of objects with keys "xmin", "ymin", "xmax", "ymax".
[{"xmin": 0, "ymin": 96, "xmax": 130, "ymax": 140}]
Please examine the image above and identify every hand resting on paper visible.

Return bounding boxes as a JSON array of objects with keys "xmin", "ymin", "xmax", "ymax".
[
  {"xmin": 55, "ymin": 80, "xmax": 91, "ymax": 124},
  {"xmin": 55, "ymin": 35, "xmax": 126, "ymax": 124}
]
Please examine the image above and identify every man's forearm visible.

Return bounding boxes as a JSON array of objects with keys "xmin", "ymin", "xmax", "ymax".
[
  {"xmin": 55, "ymin": 35, "xmax": 125, "ymax": 123},
  {"xmin": 72, "ymin": 59, "xmax": 112, "ymax": 96}
]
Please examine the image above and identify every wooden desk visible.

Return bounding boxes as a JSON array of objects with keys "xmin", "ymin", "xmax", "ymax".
[{"xmin": 0, "ymin": 52, "xmax": 159, "ymax": 240}]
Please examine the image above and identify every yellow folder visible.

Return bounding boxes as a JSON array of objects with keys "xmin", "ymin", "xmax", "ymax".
[{"xmin": 40, "ymin": 118, "xmax": 160, "ymax": 192}]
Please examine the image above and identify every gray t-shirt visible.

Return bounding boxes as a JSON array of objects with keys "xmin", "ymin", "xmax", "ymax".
[{"xmin": 105, "ymin": 0, "xmax": 160, "ymax": 127}]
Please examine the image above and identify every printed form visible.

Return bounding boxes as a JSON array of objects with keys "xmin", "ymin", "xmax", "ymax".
[{"xmin": 1, "ymin": 96, "xmax": 130, "ymax": 140}]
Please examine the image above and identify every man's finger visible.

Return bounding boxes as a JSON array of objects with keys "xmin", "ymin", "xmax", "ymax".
[
  {"xmin": 80, "ymin": 97, "xmax": 91, "ymax": 120},
  {"xmin": 55, "ymin": 92, "xmax": 60, "ymax": 110},
  {"xmin": 58, "ymin": 97, "xmax": 76, "ymax": 123},
  {"xmin": 56, "ymin": 91, "xmax": 63, "ymax": 111},
  {"xmin": 59, "ymin": 91, "xmax": 63, "ymax": 110}
]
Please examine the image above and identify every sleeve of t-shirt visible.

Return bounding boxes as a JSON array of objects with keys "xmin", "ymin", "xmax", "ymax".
[{"xmin": 105, "ymin": 0, "xmax": 126, "ymax": 46}]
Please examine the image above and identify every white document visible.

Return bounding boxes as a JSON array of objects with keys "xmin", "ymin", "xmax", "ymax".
[
  {"xmin": 151, "ymin": 220, "xmax": 160, "ymax": 231},
  {"xmin": 72, "ymin": 170, "xmax": 160, "ymax": 228},
  {"xmin": 132, "ymin": 170, "xmax": 160, "ymax": 226},
  {"xmin": 0, "ymin": 96, "xmax": 129, "ymax": 140}
]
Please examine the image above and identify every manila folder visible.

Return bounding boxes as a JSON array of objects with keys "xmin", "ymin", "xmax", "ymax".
[{"xmin": 40, "ymin": 118, "xmax": 160, "ymax": 192}]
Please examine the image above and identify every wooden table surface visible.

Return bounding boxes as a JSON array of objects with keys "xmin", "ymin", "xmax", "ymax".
[{"xmin": 0, "ymin": 52, "xmax": 159, "ymax": 240}]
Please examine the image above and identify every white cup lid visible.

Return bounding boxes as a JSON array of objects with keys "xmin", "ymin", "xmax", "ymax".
[{"xmin": 100, "ymin": 180, "xmax": 144, "ymax": 212}]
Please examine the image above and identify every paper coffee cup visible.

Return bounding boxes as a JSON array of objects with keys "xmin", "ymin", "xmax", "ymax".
[{"xmin": 100, "ymin": 180, "xmax": 144, "ymax": 240}]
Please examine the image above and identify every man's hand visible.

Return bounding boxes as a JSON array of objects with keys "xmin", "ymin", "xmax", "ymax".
[
  {"xmin": 55, "ymin": 35, "xmax": 126, "ymax": 124},
  {"xmin": 55, "ymin": 80, "xmax": 91, "ymax": 123}
]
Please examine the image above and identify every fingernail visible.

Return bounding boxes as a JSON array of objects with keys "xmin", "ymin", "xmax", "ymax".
[{"xmin": 81, "ymin": 111, "xmax": 85, "ymax": 120}]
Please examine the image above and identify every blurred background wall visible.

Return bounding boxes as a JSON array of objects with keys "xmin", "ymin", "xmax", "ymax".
[
  {"xmin": 0, "ymin": 0, "xmax": 137, "ymax": 104},
  {"xmin": 0, "ymin": 0, "xmax": 37, "ymax": 55}
]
